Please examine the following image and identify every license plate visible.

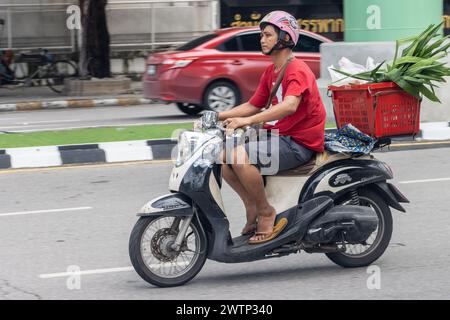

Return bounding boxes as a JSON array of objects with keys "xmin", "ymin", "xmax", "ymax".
[{"xmin": 147, "ymin": 65, "xmax": 156, "ymax": 76}]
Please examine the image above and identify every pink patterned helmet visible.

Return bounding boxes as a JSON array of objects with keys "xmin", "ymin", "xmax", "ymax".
[{"xmin": 259, "ymin": 11, "xmax": 300, "ymax": 47}]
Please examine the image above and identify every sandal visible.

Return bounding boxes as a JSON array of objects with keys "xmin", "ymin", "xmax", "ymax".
[{"xmin": 248, "ymin": 218, "xmax": 288, "ymax": 245}]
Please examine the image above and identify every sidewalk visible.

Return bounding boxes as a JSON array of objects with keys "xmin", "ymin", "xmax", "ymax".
[{"xmin": 0, "ymin": 81, "xmax": 153, "ymax": 111}]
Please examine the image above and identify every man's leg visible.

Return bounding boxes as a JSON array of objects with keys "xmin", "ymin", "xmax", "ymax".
[
  {"xmin": 229, "ymin": 145, "xmax": 276, "ymax": 241},
  {"xmin": 222, "ymin": 164, "xmax": 258, "ymax": 234}
]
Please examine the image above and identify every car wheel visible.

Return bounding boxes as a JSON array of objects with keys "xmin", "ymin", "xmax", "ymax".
[
  {"xmin": 203, "ymin": 81, "xmax": 240, "ymax": 112},
  {"xmin": 176, "ymin": 103, "xmax": 204, "ymax": 115}
]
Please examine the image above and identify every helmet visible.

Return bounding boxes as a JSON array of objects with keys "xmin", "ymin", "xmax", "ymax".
[{"xmin": 259, "ymin": 11, "xmax": 300, "ymax": 48}]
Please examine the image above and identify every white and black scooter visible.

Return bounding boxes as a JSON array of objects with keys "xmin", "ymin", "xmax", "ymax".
[{"xmin": 128, "ymin": 112, "xmax": 409, "ymax": 287}]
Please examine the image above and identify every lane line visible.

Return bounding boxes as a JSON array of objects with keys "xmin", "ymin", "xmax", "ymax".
[
  {"xmin": 39, "ymin": 262, "xmax": 191, "ymax": 279},
  {"xmin": 17, "ymin": 120, "xmax": 81, "ymax": 125},
  {"xmin": 399, "ymin": 177, "xmax": 450, "ymax": 184},
  {"xmin": 0, "ymin": 160, "xmax": 172, "ymax": 175},
  {"xmin": 0, "ymin": 117, "xmax": 23, "ymax": 121},
  {"xmin": 39, "ymin": 267, "xmax": 134, "ymax": 279},
  {"xmin": 0, "ymin": 206, "xmax": 93, "ymax": 217}
]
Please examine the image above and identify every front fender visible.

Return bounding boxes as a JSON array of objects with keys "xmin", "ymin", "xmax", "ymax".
[{"xmin": 137, "ymin": 193, "xmax": 193, "ymax": 217}]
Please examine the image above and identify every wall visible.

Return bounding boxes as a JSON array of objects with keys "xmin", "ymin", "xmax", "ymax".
[{"xmin": 0, "ymin": 0, "xmax": 219, "ymax": 51}]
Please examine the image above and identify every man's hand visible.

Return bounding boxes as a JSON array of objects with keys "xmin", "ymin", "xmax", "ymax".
[
  {"xmin": 223, "ymin": 117, "xmax": 252, "ymax": 130},
  {"xmin": 193, "ymin": 118, "xmax": 202, "ymax": 131},
  {"xmin": 222, "ymin": 117, "xmax": 252, "ymax": 136}
]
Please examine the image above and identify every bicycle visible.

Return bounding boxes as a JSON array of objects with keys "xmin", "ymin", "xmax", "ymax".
[{"xmin": 0, "ymin": 48, "xmax": 79, "ymax": 94}]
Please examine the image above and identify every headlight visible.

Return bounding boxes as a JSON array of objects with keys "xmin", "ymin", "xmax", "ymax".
[
  {"xmin": 175, "ymin": 133, "xmax": 191, "ymax": 167},
  {"xmin": 201, "ymin": 141, "xmax": 222, "ymax": 163},
  {"xmin": 174, "ymin": 60, "xmax": 194, "ymax": 68},
  {"xmin": 162, "ymin": 59, "xmax": 194, "ymax": 68},
  {"xmin": 175, "ymin": 131, "xmax": 213, "ymax": 167}
]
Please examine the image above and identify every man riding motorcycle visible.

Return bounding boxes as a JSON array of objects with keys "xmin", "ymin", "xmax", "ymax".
[{"xmin": 217, "ymin": 11, "xmax": 327, "ymax": 244}]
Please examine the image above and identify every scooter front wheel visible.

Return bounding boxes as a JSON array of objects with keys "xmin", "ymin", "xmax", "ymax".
[{"xmin": 129, "ymin": 215, "xmax": 207, "ymax": 287}]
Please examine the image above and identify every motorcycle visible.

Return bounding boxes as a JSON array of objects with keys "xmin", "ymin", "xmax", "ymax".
[{"xmin": 128, "ymin": 111, "xmax": 409, "ymax": 287}]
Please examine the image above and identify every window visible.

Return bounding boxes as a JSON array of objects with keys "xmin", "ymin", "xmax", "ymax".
[
  {"xmin": 176, "ymin": 33, "xmax": 218, "ymax": 51},
  {"xmin": 216, "ymin": 37, "xmax": 239, "ymax": 52},
  {"xmin": 238, "ymin": 33, "xmax": 262, "ymax": 52},
  {"xmin": 294, "ymin": 35, "xmax": 323, "ymax": 53}
]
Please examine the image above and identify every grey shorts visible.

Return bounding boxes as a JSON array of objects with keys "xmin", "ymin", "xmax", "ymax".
[{"xmin": 243, "ymin": 134, "xmax": 314, "ymax": 175}]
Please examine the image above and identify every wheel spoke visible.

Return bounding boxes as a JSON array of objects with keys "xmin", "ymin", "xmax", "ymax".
[
  {"xmin": 210, "ymin": 101, "xmax": 220, "ymax": 108},
  {"xmin": 339, "ymin": 196, "xmax": 384, "ymax": 257},
  {"xmin": 209, "ymin": 94, "xmax": 222, "ymax": 101},
  {"xmin": 139, "ymin": 216, "xmax": 202, "ymax": 279}
]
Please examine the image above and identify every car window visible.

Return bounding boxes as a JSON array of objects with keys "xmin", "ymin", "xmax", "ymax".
[
  {"xmin": 238, "ymin": 33, "xmax": 262, "ymax": 52},
  {"xmin": 176, "ymin": 33, "xmax": 218, "ymax": 51},
  {"xmin": 216, "ymin": 37, "xmax": 240, "ymax": 52},
  {"xmin": 294, "ymin": 35, "xmax": 323, "ymax": 53}
]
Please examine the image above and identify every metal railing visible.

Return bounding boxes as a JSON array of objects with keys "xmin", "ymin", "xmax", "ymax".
[{"xmin": 0, "ymin": 0, "xmax": 219, "ymax": 52}]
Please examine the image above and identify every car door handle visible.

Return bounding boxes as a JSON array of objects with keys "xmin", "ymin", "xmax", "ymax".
[{"xmin": 231, "ymin": 60, "xmax": 243, "ymax": 65}]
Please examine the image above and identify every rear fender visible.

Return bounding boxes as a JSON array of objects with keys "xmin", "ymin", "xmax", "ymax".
[
  {"xmin": 300, "ymin": 159, "xmax": 393, "ymax": 202},
  {"xmin": 369, "ymin": 182, "xmax": 409, "ymax": 213}
]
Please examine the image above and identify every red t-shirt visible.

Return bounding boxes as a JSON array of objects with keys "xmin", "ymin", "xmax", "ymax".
[{"xmin": 249, "ymin": 58, "xmax": 326, "ymax": 153}]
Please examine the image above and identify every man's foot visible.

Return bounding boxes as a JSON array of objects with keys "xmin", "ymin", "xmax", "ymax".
[
  {"xmin": 241, "ymin": 204, "xmax": 258, "ymax": 235},
  {"xmin": 241, "ymin": 223, "xmax": 257, "ymax": 236},
  {"xmin": 248, "ymin": 218, "xmax": 288, "ymax": 245},
  {"xmin": 248, "ymin": 206, "xmax": 277, "ymax": 242}
]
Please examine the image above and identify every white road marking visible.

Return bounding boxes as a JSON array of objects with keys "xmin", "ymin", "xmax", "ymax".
[
  {"xmin": 17, "ymin": 120, "xmax": 80, "ymax": 125},
  {"xmin": 0, "ymin": 206, "xmax": 93, "ymax": 217},
  {"xmin": 399, "ymin": 177, "xmax": 450, "ymax": 184},
  {"xmin": 39, "ymin": 262, "xmax": 191, "ymax": 279},
  {"xmin": 0, "ymin": 160, "xmax": 171, "ymax": 175},
  {"xmin": 0, "ymin": 124, "xmax": 73, "ymax": 129},
  {"xmin": 39, "ymin": 267, "xmax": 134, "ymax": 279},
  {"xmin": 0, "ymin": 117, "xmax": 23, "ymax": 121}
]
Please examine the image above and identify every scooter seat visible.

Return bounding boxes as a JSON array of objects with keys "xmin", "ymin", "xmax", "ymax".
[{"xmin": 277, "ymin": 151, "xmax": 353, "ymax": 177}]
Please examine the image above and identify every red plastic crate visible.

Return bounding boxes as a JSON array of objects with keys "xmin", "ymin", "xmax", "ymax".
[{"xmin": 328, "ymin": 82, "xmax": 421, "ymax": 138}]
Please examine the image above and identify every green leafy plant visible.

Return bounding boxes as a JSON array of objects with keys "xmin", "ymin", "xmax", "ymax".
[{"xmin": 332, "ymin": 22, "xmax": 450, "ymax": 103}]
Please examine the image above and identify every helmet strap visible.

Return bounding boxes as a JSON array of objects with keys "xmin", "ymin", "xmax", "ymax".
[{"xmin": 262, "ymin": 30, "xmax": 295, "ymax": 56}]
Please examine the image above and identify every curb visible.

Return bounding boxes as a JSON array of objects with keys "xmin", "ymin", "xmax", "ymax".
[
  {"xmin": 0, "ymin": 139, "xmax": 177, "ymax": 170},
  {"xmin": 0, "ymin": 97, "xmax": 153, "ymax": 112},
  {"xmin": 1, "ymin": 135, "xmax": 450, "ymax": 170}
]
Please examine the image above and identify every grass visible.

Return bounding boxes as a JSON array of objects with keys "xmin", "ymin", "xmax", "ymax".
[
  {"xmin": 0, "ymin": 122, "xmax": 337, "ymax": 149},
  {"xmin": 0, "ymin": 123, "xmax": 194, "ymax": 148}
]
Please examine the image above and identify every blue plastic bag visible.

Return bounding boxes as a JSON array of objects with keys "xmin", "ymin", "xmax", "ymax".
[{"xmin": 325, "ymin": 124, "xmax": 376, "ymax": 154}]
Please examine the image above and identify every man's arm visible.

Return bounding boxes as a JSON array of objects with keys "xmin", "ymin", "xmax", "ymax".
[
  {"xmin": 249, "ymin": 95, "xmax": 301, "ymax": 124},
  {"xmin": 218, "ymin": 102, "xmax": 261, "ymax": 121},
  {"xmin": 222, "ymin": 95, "xmax": 301, "ymax": 129}
]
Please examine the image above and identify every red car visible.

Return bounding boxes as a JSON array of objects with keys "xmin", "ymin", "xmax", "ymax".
[{"xmin": 143, "ymin": 27, "xmax": 332, "ymax": 115}]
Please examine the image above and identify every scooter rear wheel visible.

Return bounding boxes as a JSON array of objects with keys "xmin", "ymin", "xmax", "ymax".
[
  {"xmin": 326, "ymin": 188, "xmax": 393, "ymax": 268},
  {"xmin": 129, "ymin": 215, "xmax": 207, "ymax": 287}
]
